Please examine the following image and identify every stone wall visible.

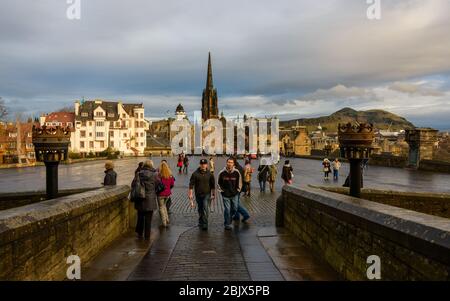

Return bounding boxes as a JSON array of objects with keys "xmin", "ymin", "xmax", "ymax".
[
  {"xmin": 368, "ymin": 154, "xmax": 408, "ymax": 168},
  {"xmin": 315, "ymin": 186, "xmax": 450, "ymax": 219},
  {"xmin": 0, "ymin": 185, "xmax": 135, "ymax": 280},
  {"xmin": 0, "ymin": 188, "xmax": 100, "ymax": 211},
  {"xmin": 279, "ymin": 185, "xmax": 450, "ymax": 280},
  {"xmin": 419, "ymin": 159, "xmax": 450, "ymax": 174}
]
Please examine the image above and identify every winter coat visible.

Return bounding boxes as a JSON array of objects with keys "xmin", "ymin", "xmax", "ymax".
[
  {"xmin": 217, "ymin": 167, "xmax": 242, "ymax": 198},
  {"xmin": 244, "ymin": 165, "xmax": 253, "ymax": 183},
  {"xmin": 158, "ymin": 176, "xmax": 175, "ymax": 197},
  {"xmin": 268, "ymin": 165, "xmax": 277, "ymax": 182},
  {"xmin": 135, "ymin": 167, "xmax": 159, "ymax": 212},
  {"xmin": 257, "ymin": 165, "xmax": 269, "ymax": 182},
  {"xmin": 189, "ymin": 167, "xmax": 215, "ymax": 197},
  {"xmin": 104, "ymin": 169, "xmax": 117, "ymax": 186},
  {"xmin": 281, "ymin": 164, "xmax": 293, "ymax": 181}
]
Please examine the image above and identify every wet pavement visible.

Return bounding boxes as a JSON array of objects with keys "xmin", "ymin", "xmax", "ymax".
[
  {"xmin": 3, "ymin": 156, "xmax": 449, "ymax": 281},
  {"xmin": 84, "ymin": 186, "xmax": 338, "ymax": 281},
  {"xmin": 1, "ymin": 156, "xmax": 449, "ymax": 193}
]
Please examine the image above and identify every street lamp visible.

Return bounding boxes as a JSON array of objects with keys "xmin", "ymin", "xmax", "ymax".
[
  {"xmin": 338, "ymin": 122, "xmax": 374, "ymax": 198},
  {"xmin": 32, "ymin": 125, "xmax": 71, "ymax": 199}
]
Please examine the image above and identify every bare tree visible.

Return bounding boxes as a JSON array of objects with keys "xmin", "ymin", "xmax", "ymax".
[{"xmin": 0, "ymin": 97, "xmax": 7, "ymax": 121}]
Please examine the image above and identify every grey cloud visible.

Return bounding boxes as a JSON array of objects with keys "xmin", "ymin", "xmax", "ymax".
[{"xmin": 388, "ymin": 82, "xmax": 445, "ymax": 97}]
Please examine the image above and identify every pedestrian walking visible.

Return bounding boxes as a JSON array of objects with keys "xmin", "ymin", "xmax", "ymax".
[
  {"xmin": 157, "ymin": 161, "xmax": 175, "ymax": 227},
  {"xmin": 243, "ymin": 160, "xmax": 253, "ymax": 197},
  {"xmin": 189, "ymin": 159, "xmax": 216, "ymax": 230},
  {"xmin": 332, "ymin": 158, "xmax": 341, "ymax": 181},
  {"xmin": 177, "ymin": 154, "xmax": 183, "ymax": 174},
  {"xmin": 268, "ymin": 164, "xmax": 277, "ymax": 192},
  {"xmin": 232, "ymin": 157, "xmax": 251, "ymax": 223},
  {"xmin": 323, "ymin": 158, "xmax": 331, "ymax": 180},
  {"xmin": 103, "ymin": 161, "xmax": 117, "ymax": 186},
  {"xmin": 281, "ymin": 160, "xmax": 293, "ymax": 185},
  {"xmin": 183, "ymin": 155, "xmax": 189, "ymax": 174},
  {"xmin": 209, "ymin": 157, "xmax": 215, "ymax": 174},
  {"xmin": 132, "ymin": 160, "xmax": 160, "ymax": 240},
  {"xmin": 257, "ymin": 162, "xmax": 269, "ymax": 192},
  {"xmin": 218, "ymin": 158, "xmax": 242, "ymax": 230}
]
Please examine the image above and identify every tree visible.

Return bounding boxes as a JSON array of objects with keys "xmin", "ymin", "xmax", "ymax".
[{"xmin": 0, "ymin": 97, "xmax": 7, "ymax": 121}]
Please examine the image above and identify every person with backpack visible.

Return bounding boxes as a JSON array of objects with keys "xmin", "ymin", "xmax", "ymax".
[
  {"xmin": 131, "ymin": 160, "xmax": 161, "ymax": 240},
  {"xmin": 157, "ymin": 161, "xmax": 175, "ymax": 227},
  {"xmin": 257, "ymin": 161, "xmax": 269, "ymax": 193}
]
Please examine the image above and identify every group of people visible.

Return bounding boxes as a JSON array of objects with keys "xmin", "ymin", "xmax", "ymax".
[
  {"xmin": 177, "ymin": 153, "xmax": 189, "ymax": 174},
  {"xmin": 101, "ymin": 156, "xmax": 298, "ymax": 239},
  {"xmin": 322, "ymin": 158, "xmax": 341, "ymax": 181}
]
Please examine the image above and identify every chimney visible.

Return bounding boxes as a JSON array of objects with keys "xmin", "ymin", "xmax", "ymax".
[{"xmin": 75, "ymin": 101, "xmax": 80, "ymax": 116}]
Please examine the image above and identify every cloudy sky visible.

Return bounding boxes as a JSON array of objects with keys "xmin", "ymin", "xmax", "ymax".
[{"xmin": 0, "ymin": 0, "xmax": 449, "ymax": 129}]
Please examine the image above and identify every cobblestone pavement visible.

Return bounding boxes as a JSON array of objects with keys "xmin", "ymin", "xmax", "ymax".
[{"xmin": 127, "ymin": 188, "xmax": 284, "ymax": 281}]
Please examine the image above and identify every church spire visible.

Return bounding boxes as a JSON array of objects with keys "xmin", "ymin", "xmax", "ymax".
[{"xmin": 206, "ymin": 52, "xmax": 213, "ymax": 90}]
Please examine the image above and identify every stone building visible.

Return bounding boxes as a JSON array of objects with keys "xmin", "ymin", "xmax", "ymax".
[
  {"xmin": 279, "ymin": 123, "xmax": 311, "ymax": 157},
  {"xmin": 72, "ymin": 100, "xmax": 148, "ymax": 156},
  {"xmin": 0, "ymin": 120, "xmax": 37, "ymax": 164}
]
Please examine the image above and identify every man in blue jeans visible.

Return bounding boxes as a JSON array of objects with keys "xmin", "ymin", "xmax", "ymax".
[
  {"xmin": 217, "ymin": 158, "xmax": 242, "ymax": 230},
  {"xmin": 232, "ymin": 157, "xmax": 251, "ymax": 223},
  {"xmin": 189, "ymin": 159, "xmax": 216, "ymax": 230}
]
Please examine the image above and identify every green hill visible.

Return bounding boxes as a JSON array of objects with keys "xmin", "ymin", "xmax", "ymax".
[{"xmin": 280, "ymin": 107, "xmax": 415, "ymax": 132}]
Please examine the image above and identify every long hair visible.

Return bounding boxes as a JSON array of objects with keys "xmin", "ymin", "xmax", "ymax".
[{"xmin": 159, "ymin": 161, "xmax": 172, "ymax": 179}]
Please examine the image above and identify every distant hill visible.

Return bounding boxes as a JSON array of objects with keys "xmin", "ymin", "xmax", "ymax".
[{"xmin": 280, "ymin": 107, "xmax": 415, "ymax": 132}]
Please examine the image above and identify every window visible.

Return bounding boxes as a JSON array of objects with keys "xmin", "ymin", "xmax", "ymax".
[
  {"xmin": 116, "ymin": 122, "xmax": 120, "ymax": 127},
  {"xmin": 80, "ymin": 141, "xmax": 85, "ymax": 148},
  {"xmin": 99, "ymin": 141, "xmax": 104, "ymax": 148},
  {"xmin": 67, "ymin": 122, "xmax": 72, "ymax": 127},
  {"xmin": 135, "ymin": 121, "xmax": 139, "ymax": 128},
  {"xmin": 89, "ymin": 141, "xmax": 94, "ymax": 148},
  {"xmin": 141, "ymin": 142, "xmax": 144, "ymax": 147},
  {"xmin": 108, "ymin": 113, "xmax": 115, "ymax": 118},
  {"xmin": 140, "ymin": 132, "xmax": 144, "ymax": 137},
  {"xmin": 122, "ymin": 113, "xmax": 126, "ymax": 118},
  {"xmin": 28, "ymin": 152, "xmax": 35, "ymax": 159},
  {"xmin": 27, "ymin": 132, "xmax": 32, "ymax": 137},
  {"xmin": 95, "ymin": 111, "xmax": 104, "ymax": 117},
  {"xmin": 26, "ymin": 143, "xmax": 33, "ymax": 149},
  {"xmin": 89, "ymin": 122, "xmax": 92, "ymax": 126},
  {"xmin": 81, "ymin": 112, "xmax": 88, "ymax": 117},
  {"xmin": 80, "ymin": 131, "xmax": 86, "ymax": 138},
  {"xmin": 96, "ymin": 132, "xmax": 104, "ymax": 138},
  {"xmin": 96, "ymin": 121, "xmax": 104, "ymax": 127},
  {"xmin": 123, "ymin": 133, "xmax": 127, "ymax": 138},
  {"xmin": 89, "ymin": 132, "xmax": 92, "ymax": 137},
  {"xmin": 141, "ymin": 113, "xmax": 144, "ymax": 119},
  {"xmin": 109, "ymin": 141, "xmax": 114, "ymax": 148},
  {"xmin": 109, "ymin": 131, "xmax": 114, "ymax": 137},
  {"xmin": 8, "ymin": 132, "xmax": 17, "ymax": 138}
]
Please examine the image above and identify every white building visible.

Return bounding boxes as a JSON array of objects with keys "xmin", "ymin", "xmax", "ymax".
[{"xmin": 71, "ymin": 100, "xmax": 149, "ymax": 156}]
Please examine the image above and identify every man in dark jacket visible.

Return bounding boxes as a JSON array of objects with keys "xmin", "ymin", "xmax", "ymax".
[
  {"xmin": 189, "ymin": 159, "xmax": 216, "ymax": 230},
  {"xmin": 135, "ymin": 160, "xmax": 159, "ymax": 239},
  {"xmin": 103, "ymin": 161, "xmax": 117, "ymax": 186},
  {"xmin": 218, "ymin": 158, "xmax": 242, "ymax": 230}
]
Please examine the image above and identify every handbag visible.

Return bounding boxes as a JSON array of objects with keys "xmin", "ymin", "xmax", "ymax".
[
  {"xmin": 131, "ymin": 172, "xmax": 145, "ymax": 201},
  {"xmin": 156, "ymin": 180, "xmax": 166, "ymax": 195}
]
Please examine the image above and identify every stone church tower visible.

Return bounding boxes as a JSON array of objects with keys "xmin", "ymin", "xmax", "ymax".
[{"xmin": 201, "ymin": 52, "xmax": 219, "ymax": 121}]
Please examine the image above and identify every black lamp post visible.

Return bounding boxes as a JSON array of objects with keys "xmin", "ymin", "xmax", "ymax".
[
  {"xmin": 338, "ymin": 123, "xmax": 374, "ymax": 198},
  {"xmin": 32, "ymin": 125, "xmax": 71, "ymax": 199}
]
